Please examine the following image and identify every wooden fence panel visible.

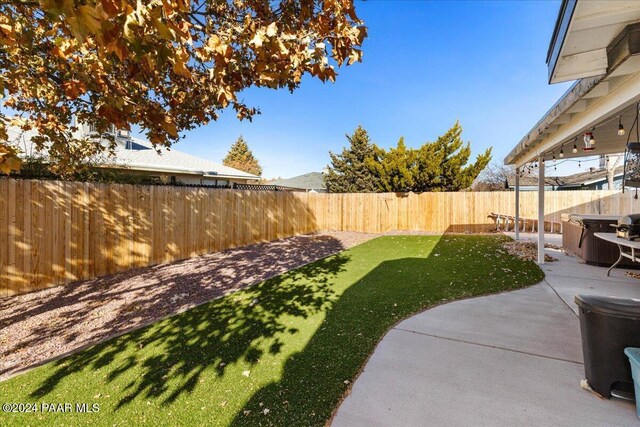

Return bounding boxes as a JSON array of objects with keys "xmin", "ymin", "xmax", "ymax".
[
  {"xmin": 306, "ymin": 190, "xmax": 640, "ymax": 234},
  {"xmin": 0, "ymin": 180, "xmax": 326, "ymax": 296},
  {"xmin": 6, "ymin": 178, "xmax": 640, "ymax": 296}
]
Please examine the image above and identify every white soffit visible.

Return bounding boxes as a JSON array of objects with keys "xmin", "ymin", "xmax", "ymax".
[{"xmin": 551, "ymin": 0, "xmax": 640, "ymax": 83}]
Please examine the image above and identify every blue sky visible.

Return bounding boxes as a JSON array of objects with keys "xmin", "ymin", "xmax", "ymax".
[{"xmin": 144, "ymin": 0, "xmax": 579, "ymax": 179}]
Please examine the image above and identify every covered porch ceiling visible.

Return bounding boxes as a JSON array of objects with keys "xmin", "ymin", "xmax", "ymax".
[{"xmin": 505, "ymin": 48, "xmax": 640, "ymax": 168}]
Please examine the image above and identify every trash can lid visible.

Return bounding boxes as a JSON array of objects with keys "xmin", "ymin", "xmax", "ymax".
[
  {"xmin": 574, "ymin": 294, "xmax": 640, "ymax": 318},
  {"xmin": 625, "ymin": 347, "xmax": 640, "ymax": 365}
]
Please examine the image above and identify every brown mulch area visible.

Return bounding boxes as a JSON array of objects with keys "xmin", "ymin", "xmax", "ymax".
[
  {"xmin": 0, "ymin": 231, "xmax": 377, "ymax": 381},
  {"xmin": 502, "ymin": 241, "xmax": 561, "ymax": 263}
]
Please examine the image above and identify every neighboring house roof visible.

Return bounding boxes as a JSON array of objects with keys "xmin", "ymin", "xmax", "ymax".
[
  {"xmin": 7, "ymin": 126, "xmax": 259, "ymax": 180},
  {"xmin": 106, "ymin": 138, "xmax": 259, "ymax": 179},
  {"xmin": 506, "ymin": 166, "xmax": 624, "ymax": 188},
  {"xmin": 270, "ymin": 172, "xmax": 326, "ymax": 191}
]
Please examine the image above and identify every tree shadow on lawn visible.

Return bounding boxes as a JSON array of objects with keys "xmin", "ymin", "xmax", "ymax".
[
  {"xmin": 229, "ymin": 234, "xmax": 544, "ymax": 426},
  {"xmin": 26, "ymin": 252, "xmax": 351, "ymax": 410},
  {"xmin": 6, "ymin": 235, "xmax": 541, "ymax": 426},
  {"xmin": 0, "ymin": 234, "xmax": 351, "ymax": 379}
]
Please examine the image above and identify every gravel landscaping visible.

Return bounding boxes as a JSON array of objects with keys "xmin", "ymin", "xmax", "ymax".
[{"xmin": 0, "ymin": 231, "xmax": 376, "ymax": 380}]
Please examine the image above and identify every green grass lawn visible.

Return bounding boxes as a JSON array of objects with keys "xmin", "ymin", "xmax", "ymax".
[{"xmin": 0, "ymin": 235, "xmax": 543, "ymax": 426}]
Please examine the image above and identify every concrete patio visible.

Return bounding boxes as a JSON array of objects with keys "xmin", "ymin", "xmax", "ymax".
[{"xmin": 333, "ymin": 233, "xmax": 640, "ymax": 426}]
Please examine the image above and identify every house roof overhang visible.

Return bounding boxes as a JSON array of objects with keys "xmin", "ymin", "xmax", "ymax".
[
  {"xmin": 547, "ymin": 0, "xmax": 640, "ymax": 84},
  {"xmin": 101, "ymin": 162, "xmax": 259, "ymax": 180},
  {"xmin": 506, "ymin": 3, "xmax": 640, "ymax": 168},
  {"xmin": 505, "ymin": 57, "xmax": 640, "ymax": 167}
]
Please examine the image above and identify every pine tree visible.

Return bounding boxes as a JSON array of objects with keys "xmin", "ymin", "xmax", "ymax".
[
  {"xmin": 370, "ymin": 137, "xmax": 416, "ymax": 192},
  {"xmin": 222, "ymin": 136, "xmax": 263, "ymax": 176},
  {"xmin": 325, "ymin": 126, "xmax": 380, "ymax": 193},
  {"xmin": 413, "ymin": 121, "xmax": 492, "ymax": 192},
  {"xmin": 326, "ymin": 122, "xmax": 490, "ymax": 193}
]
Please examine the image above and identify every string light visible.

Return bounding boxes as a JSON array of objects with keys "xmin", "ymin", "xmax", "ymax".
[
  {"xmin": 545, "ymin": 103, "xmax": 640, "ymax": 163},
  {"xmin": 618, "ymin": 116, "xmax": 626, "ymax": 136}
]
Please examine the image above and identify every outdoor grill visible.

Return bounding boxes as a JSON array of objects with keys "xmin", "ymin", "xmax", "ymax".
[
  {"xmin": 562, "ymin": 214, "xmax": 639, "ymax": 268},
  {"xmin": 614, "ymin": 214, "xmax": 640, "ymax": 241}
]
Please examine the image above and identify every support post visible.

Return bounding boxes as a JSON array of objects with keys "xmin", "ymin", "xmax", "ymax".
[
  {"xmin": 538, "ymin": 155, "xmax": 545, "ymax": 264},
  {"xmin": 515, "ymin": 169, "xmax": 520, "ymax": 240}
]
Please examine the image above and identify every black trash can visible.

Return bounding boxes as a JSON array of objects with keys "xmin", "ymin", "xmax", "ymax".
[{"xmin": 575, "ymin": 295, "xmax": 640, "ymax": 399}]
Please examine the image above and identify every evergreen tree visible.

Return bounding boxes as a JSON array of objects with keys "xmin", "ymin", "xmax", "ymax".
[
  {"xmin": 370, "ymin": 137, "xmax": 416, "ymax": 192},
  {"xmin": 325, "ymin": 126, "xmax": 380, "ymax": 193},
  {"xmin": 411, "ymin": 140, "xmax": 444, "ymax": 192},
  {"xmin": 326, "ymin": 122, "xmax": 490, "ymax": 193},
  {"xmin": 222, "ymin": 136, "xmax": 263, "ymax": 176},
  {"xmin": 413, "ymin": 121, "xmax": 492, "ymax": 192}
]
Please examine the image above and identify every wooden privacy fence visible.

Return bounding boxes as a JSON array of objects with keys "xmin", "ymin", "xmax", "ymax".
[
  {"xmin": 0, "ymin": 179, "xmax": 317, "ymax": 297},
  {"xmin": 2, "ymin": 178, "xmax": 640, "ymax": 296},
  {"xmin": 311, "ymin": 190, "xmax": 640, "ymax": 233}
]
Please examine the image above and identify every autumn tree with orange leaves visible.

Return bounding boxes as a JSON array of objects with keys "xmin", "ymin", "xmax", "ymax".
[{"xmin": 0, "ymin": 0, "xmax": 366, "ymax": 174}]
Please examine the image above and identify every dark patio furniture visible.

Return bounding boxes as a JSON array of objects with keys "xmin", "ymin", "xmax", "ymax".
[{"xmin": 562, "ymin": 214, "xmax": 639, "ymax": 268}]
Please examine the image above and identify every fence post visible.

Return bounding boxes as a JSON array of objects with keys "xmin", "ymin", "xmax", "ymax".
[{"xmin": 515, "ymin": 172, "xmax": 520, "ymax": 240}]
